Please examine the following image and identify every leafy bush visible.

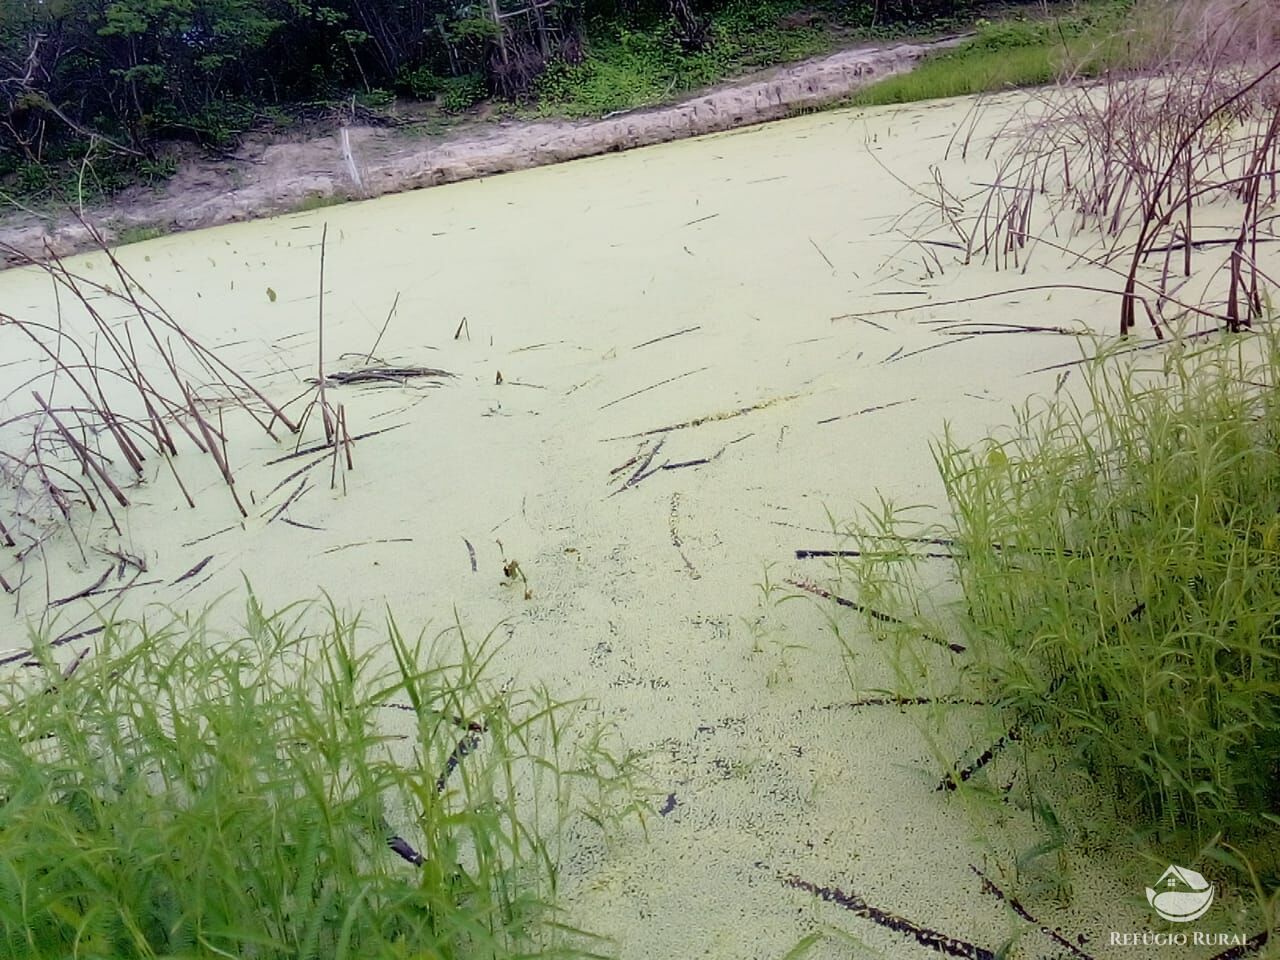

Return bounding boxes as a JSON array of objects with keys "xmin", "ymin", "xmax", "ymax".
[
  {"xmin": 0, "ymin": 595, "xmax": 641, "ymax": 959},
  {"xmin": 439, "ymin": 72, "xmax": 489, "ymax": 112},
  {"xmin": 399, "ymin": 64, "xmax": 443, "ymax": 99}
]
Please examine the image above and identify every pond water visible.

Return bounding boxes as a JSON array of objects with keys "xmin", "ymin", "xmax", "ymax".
[{"xmin": 0, "ymin": 94, "xmax": 1223, "ymax": 958}]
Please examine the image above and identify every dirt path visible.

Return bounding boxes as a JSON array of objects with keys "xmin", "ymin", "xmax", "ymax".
[{"xmin": 0, "ymin": 35, "xmax": 966, "ymax": 267}]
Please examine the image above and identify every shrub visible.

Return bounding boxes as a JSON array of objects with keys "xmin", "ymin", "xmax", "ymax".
[
  {"xmin": 439, "ymin": 73, "xmax": 488, "ymax": 112},
  {"xmin": 399, "ymin": 65, "xmax": 443, "ymax": 99}
]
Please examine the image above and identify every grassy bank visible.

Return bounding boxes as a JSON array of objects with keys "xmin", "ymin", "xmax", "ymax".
[{"xmin": 849, "ymin": 0, "xmax": 1134, "ymax": 106}]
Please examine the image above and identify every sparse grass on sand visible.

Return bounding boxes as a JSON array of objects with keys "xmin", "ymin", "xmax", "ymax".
[{"xmin": 0, "ymin": 595, "xmax": 642, "ymax": 959}]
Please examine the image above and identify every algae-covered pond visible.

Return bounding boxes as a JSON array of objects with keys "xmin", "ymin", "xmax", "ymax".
[{"xmin": 1, "ymin": 91, "xmax": 1270, "ymax": 959}]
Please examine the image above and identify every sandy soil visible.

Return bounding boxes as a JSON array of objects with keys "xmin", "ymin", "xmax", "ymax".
[
  {"xmin": 0, "ymin": 91, "xmax": 1266, "ymax": 959},
  {"xmin": 0, "ymin": 36, "xmax": 967, "ymax": 267}
]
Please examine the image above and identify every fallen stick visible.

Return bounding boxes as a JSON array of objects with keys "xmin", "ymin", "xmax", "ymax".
[
  {"xmin": 599, "ymin": 367, "xmax": 709, "ymax": 411},
  {"xmin": 633, "ymin": 325, "xmax": 701, "ymax": 350},
  {"xmin": 183, "ymin": 385, "xmax": 246, "ymax": 517},
  {"xmin": 937, "ymin": 727, "xmax": 1020, "ymax": 792},
  {"xmin": 610, "ymin": 438, "xmax": 666, "ymax": 494},
  {"xmin": 1024, "ymin": 324, "xmax": 1229, "ymax": 375},
  {"xmin": 62, "ymin": 576, "xmax": 161, "ymax": 606},
  {"xmin": 970, "ymin": 865, "xmax": 1094, "ymax": 959},
  {"xmin": 885, "ymin": 336, "xmax": 978, "ymax": 364},
  {"xmin": 264, "ymin": 422, "xmax": 405, "ymax": 465},
  {"xmin": 281, "ymin": 518, "xmax": 324, "ymax": 531},
  {"xmin": 924, "ymin": 320, "xmax": 1089, "ymax": 336},
  {"xmin": 49, "ymin": 565, "xmax": 113, "ymax": 608},
  {"xmin": 0, "ymin": 624, "xmax": 108, "ymax": 667},
  {"xmin": 172, "ymin": 555, "xmax": 214, "ymax": 586},
  {"xmin": 436, "ymin": 731, "xmax": 483, "ymax": 793},
  {"xmin": 786, "ymin": 578, "xmax": 964, "ymax": 653},
  {"xmin": 602, "ymin": 395, "xmax": 798, "ymax": 441},
  {"xmin": 386, "ymin": 835, "xmax": 425, "ymax": 867},
  {"xmin": 661, "ymin": 452, "xmax": 720, "ymax": 471},
  {"xmin": 822, "ymin": 695, "xmax": 987, "ymax": 709},
  {"xmin": 386, "ymin": 708, "xmax": 489, "ymax": 867},
  {"xmin": 319, "ymin": 366, "xmax": 453, "ymax": 386},
  {"xmin": 795, "ymin": 547, "xmax": 955, "ymax": 560},
  {"xmin": 780, "ymin": 873, "xmax": 996, "ymax": 960},
  {"xmin": 809, "ymin": 236, "xmax": 838, "ymax": 272},
  {"xmin": 181, "ymin": 525, "xmax": 236, "ymax": 547},
  {"xmin": 817, "ymin": 397, "xmax": 916, "ymax": 426},
  {"xmin": 321, "ymin": 537, "xmax": 413, "ymax": 555},
  {"xmin": 267, "ymin": 478, "xmax": 311, "ymax": 523}
]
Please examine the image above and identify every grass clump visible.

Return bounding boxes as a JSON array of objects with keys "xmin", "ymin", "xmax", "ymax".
[
  {"xmin": 115, "ymin": 225, "xmax": 167, "ymax": 246},
  {"xmin": 844, "ymin": 332, "xmax": 1280, "ymax": 840},
  {"xmin": 0, "ymin": 594, "xmax": 641, "ymax": 959},
  {"xmin": 287, "ymin": 192, "xmax": 348, "ymax": 214}
]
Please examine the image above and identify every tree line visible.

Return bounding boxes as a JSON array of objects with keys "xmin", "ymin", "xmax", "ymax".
[{"xmin": 1, "ymin": 0, "xmax": 973, "ymax": 181}]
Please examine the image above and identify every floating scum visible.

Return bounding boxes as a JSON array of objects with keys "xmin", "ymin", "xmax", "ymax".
[{"xmin": 1, "ymin": 87, "xmax": 1278, "ymax": 958}]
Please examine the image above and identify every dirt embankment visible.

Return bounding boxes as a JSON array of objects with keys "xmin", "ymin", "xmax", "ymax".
[{"xmin": 0, "ymin": 36, "xmax": 965, "ymax": 266}]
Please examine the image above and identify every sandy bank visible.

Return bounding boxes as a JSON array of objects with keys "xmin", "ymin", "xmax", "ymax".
[{"xmin": 0, "ymin": 36, "xmax": 965, "ymax": 268}]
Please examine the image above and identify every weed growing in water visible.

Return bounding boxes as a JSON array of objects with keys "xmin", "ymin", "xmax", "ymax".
[
  {"xmin": 0, "ymin": 593, "xmax": 644, "ymax": 959},
  {"xmin": 838, "ymin": 331, "xmax": 1280, "ymax": 846}
]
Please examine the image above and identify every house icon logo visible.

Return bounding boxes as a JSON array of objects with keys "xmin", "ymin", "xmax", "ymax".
[{"xmin": 1146, "ymin": 865, "xmax": 1215, "ymax": 923}]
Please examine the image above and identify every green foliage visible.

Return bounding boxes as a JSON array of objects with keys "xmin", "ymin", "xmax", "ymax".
[
  {"xmin": 0, "ymin": 0, "xmax": 1023, "ymax": 198},
  {"xmin": 355, "ymin": 87, "xmax": 396, "ymax": 107},
  {"xmin": 116, "ymin": 224, "xmax": 167, "ymax": 245},
  {"xmin": 534, "ymin": 28, "xmax": 699, "ymax": 117},
  {"xmin": 438, "ymin": 72, "xmax": 488, "ymax": 111},
  {"xmin": 288, "ymin": 191, "xmax": 347, "ymax": 212},
  {"xmin": 0, "ymin": 595, "xmax": 642, "ymax": 959},
  {"xmin": 850, "ymin": 0, "xmax": 1135, "ymax": 106},
  {"xmin": 848, "ymin": 43, "xmax": 1060, "ymax": 105},
  {"xmin": 533, "ymin": 1, "xmax": 860, "ymax": 119},
  {"xmin": 448, "ymin": 15, "xmax": 503, "ymax": 45},
  {"xmin": 842, "ymin": 331, "xmax": 1280, "ymax": 839},
  {"xmin": 398, "ymin": 64, "xmax": 444, "ymax": 98}
]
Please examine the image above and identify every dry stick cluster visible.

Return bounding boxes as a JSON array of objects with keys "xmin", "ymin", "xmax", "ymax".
[
  {"xmin": 899, "ymin": 1, "xmax": 1280, "ymax": 337},
  {"xmin": 293, "ymin": 223, "xmax": 356, "ymax": 493},
  {"xmin": 0, "ymin": 234, "xmax": 299, "ymax": 606}
]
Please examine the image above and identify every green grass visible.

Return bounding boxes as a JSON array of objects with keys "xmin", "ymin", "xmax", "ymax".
[
  {"xmin": 840, "ymin": 331, "xmax": 1280, "ymax": 843},
  {"xmin": 0, "ymin": 594, "xmax": 642, "ymax": 959},
  {"xmin": 287, "ymin": 192, "xmax": 349, "ymax": 215},
  {"xmin": 531, "ymin": 0, "xmax": 932, "ymax": 118},
  {"xmin": 849, "ymin": 1, "xmax": 1135, "ymax": 106},
  {"xmin": 115, "ymin": 225, "xmax": 168, "ymax": 246}
]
